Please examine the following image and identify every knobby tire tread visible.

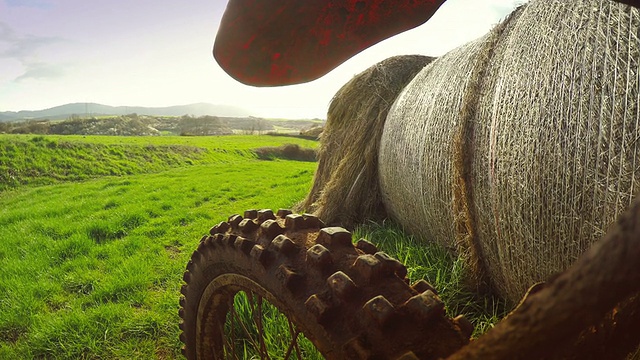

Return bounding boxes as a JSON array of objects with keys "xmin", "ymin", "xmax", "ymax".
[{"xmin": 179, "ymin": 209, "xmax": 470, "ymax": 359}]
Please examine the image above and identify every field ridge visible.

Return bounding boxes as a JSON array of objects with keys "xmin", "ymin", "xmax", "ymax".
[{"xmin": 0, "ymin": 134, "xmax": 317, "ymax": 191}]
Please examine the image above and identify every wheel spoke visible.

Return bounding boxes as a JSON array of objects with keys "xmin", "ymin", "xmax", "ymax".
[
  {"xmin": 283, "ymin": 318, "xmax": 302, "ymax": 360},
  {"xmin": 228, "ymin": 299, "xmax": 238, "ymax": 359},
  {"xmin": 291, "ymin": 324, "xmax": 303, "ymax": 360},
  {"xmin": 219, "ymin": 278, "xmax": 326, "ymax": 359},
  {"xmin": 255, "ymin": 295, "xmax": 270, "ymax": 360},
  {"xmin": 237, "ymin": 294, "xmax": 263, "ymax": 355}
]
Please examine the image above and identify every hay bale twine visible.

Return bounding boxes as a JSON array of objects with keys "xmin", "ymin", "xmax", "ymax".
[
  {"xmin": 298, "ymin": 55, "xmax": 434, "ymax": 225},
  {"xmin": 379, "ymin": 0, "xmax": 640, "ymax": 302}
]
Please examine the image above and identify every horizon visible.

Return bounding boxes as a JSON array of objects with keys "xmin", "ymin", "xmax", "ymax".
[
  {"xmin": 2, "ymin": 101, "xmax": 249, "ymax": 112},
  {"xmin": 1, "ymin": 0, "xmax": 526, "ymax": 119},
  {"xmin": 0, "ymin": 101, "xmax": 327, "ymax": 120}
]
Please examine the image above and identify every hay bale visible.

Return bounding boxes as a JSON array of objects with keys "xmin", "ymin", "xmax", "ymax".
[
  {"xmin": 379, "ymin": 0, "xmax": 640, "ymax": 302},
  {"xmin": 299, "ymin": 125, "xmax": 323, "ymax": 138},
  {"xmin": 298, "ymin": 55, "xmax": 434, "ymax": 225}
]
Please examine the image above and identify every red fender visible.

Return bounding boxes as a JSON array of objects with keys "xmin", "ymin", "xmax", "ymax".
[{"xmin": 214, "ymin": 0, "xmax": 446, "ymax": 86}]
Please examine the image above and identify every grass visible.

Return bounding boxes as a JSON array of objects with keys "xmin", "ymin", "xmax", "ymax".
[
  {"xmin": 353, "ymin": 221, "xmax": 508, "ymax": 337},
  {"xmin": 0, "ymin": 134, "xmax": 318, "ymax": 190},
  {"xmin": 225, "ymin": 292, "xmax": 323, "ymax": 359},
  {"xmin": 0, "ymin": 133, "xmax": 503, "ymax": 359},
  {"xmin": 221, "ymin": 220, "xmax": 507, "ymax": 359},
  {"xmin": 0, "ymin": 134, "xmax": 317, "ymax": 359}
]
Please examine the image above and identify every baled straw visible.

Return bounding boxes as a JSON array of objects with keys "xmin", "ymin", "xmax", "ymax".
[
  {"xmin": 379, "ymin": 0, "xmax": 640, "ymax": 302},
  {"xmin": 298, "ymin": 55, "xmax": 434, "ymax": 226}
]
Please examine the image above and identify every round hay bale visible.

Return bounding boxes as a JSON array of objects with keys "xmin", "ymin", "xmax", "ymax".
[
  {"xmin": 379, "ymin": 0, "xmax": 640, "ymax": 302},
  {"xmin": 299, "ymin": 125, "xmax": 323, "ymax": 138},
  {"xmin": 298, "ymin": 55, "xmax": 434, "ymax": 226}
]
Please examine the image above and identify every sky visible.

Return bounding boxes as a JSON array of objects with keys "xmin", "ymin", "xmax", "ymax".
[{"xmin": 0, "ymin": 0, "xmax": 526, "ymax": 119}]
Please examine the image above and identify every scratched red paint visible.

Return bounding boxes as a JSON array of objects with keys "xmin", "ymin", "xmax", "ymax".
[{"xmin": 242, "ymin": 34, "xmax": 256, "ymax": 50}]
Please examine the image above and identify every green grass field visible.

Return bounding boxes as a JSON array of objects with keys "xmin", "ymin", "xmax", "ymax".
[
  {"xmin": 0, "ymin": 134, "xmax": 318, "ymax": 190},
  {"xmin": 0, "ymin": 134, "xmax": 319, "ymax": 359},
  {"xmin": 0, "ymin": 134, "xmax": 502, "ymax": 359}
]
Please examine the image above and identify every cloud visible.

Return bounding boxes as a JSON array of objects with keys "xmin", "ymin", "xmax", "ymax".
[
  {"xmin": 0, "ymin": 22, "xmax": 63, "ymax": 59},
  {"xmin": 0, "ymin": 21, "xmax": 16, "ymax": 41},
  {"xmin": 5, "ymin": 0, "xmax": 53, "ymax": 9},
  {"xmin": 14, "ymin": 60, "xmax": 64, "ymax": 81},
  {"xmin": 0, "ymin": 21, "xmax": 67, "ymax": 81}
]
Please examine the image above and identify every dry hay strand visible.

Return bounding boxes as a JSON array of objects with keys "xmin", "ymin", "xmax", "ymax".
[
  {"xmin": 297, "ymin": 55, "xmax": 434, "ymax": 226},
  {"xmin": 379, "ymin": 0, "xmax": 640, "ymax": 303}
]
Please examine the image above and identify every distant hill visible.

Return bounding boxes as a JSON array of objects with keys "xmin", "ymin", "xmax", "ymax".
[{"xmin": 0, "ymin": 102, "xmax": 253, "ymax": 122}]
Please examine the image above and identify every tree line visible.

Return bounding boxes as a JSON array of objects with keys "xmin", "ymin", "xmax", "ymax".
[{"xmin": 0, "ymin": 114, "xmax": 237, "ymax": 136}]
